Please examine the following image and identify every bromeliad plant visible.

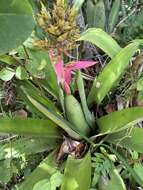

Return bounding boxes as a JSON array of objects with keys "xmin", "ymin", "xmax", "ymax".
[
  {"xmin": 85, "ymin": 0, "xmax": 121, "ymax": 33},
  {"xmin": 1, "ymin": 0, "xmax": 143, "ymax": 189}
]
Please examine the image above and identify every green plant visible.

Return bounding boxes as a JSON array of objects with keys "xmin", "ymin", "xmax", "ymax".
[
  {"xmin": 0, "ymin": 0, "xmax": 143, "ymax": 189},
  {"xmin": 84, "ymin": 0, "xmax": 143, "ymax": 45},
  {"xmin": 117, "ymin": 3, "xmax": 143, "ymax": 45},
  {"xmin": 85, "ymin": 0, "xmax": 121, "ymax": 33}
]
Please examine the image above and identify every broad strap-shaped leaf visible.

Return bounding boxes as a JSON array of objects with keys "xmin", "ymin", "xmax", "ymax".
[
  {"xmin": 0, "ymin": 118, "xmax": 61, "ymax": 138},
  {"xmin": 108, "ymin": 0, "xmax": 121, "ymax": 33},
  {"xmin": 21, "ymin": 83, "xmax": 88, "ymax": 140},
  {"xmin": 86, "ymin": 0, "xmax": 96, "ymax": 28},
  {"xmin": 106, "ymin": 127, "xmax": 143, "ymax": 153},
  {"xmin": 0, "ymin": 137, "xmax": 59, "ymax": 160},
  {"xmin": 73, "ymin": 0, "xmax": 85, "ymax": 11},
  {"xmin": 19, "ymin": 80, "xmax": 60, "ymax": 114},
  {"xmin": 77, "ymin": 71, "xmax": 95, "ymax": 128},
  {"xmin": 19, "ymin": 85, "xmax": 47, "ymax": 118},
  {"xmin": 78, "ymin": 28, "xmax": 121, "ymax": 58},
  {"xmin": 61, "ymin": 151, "xmax": 91, "ymax": 190},
  {"xmin": 26, "ymin": 95, "xmax": 81, "ymax": 140},
  {"xmin": 99, "ymin": 168, "xmax": 126, "ymax": 190},
  {"xmin": 18, "ymin": 151, "xmax": 59, "ymax": 190},
  {"xmin": 97, "ymin": 107, "xmax": 143, "ymax": 134},
  {"xmin": 88, "ymin": 42, "xmax": 140, "ymax": 105},
  {"xmin": 90, "ymin": 0, "xmax": 106, "ymax": 30},
  {"xmin": 0, "ymin": 0, "xmax": 35, "ymax": 54}
]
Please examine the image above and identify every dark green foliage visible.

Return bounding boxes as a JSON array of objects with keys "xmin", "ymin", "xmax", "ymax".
[{"xmin": 119, "ymin": 8, "xmax": 143, "ymax": 44}]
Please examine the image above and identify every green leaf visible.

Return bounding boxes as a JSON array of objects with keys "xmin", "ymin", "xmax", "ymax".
[
  {"xmin": 88, "ymin": 42, "xmax": 139, "ymax": 105},
  {"xmin": 106, "ymin": 127, "xmax": 143, "ymax": 153},
  {"xmin": 26, "ymin": 49, "xmax": 46, "ymax": 77},
  {"xmin": 26, "ymin": 49, "xmax": 59, "ymax": 99},
  {"xmin": 86, "ymin": 0, "xmax": 106, "ymax": 29},
  {"xmin": 100, "ymin": 168, "xmax": 126, "ymax": 190},
  {"xmin": 42, "ymin": 53, "xmax": 60, "ymax": 99},
  {"xmin": 26, "ymin": 95, "xmax": 81, "ymax": 140},
  {"xmin": 33, "ymin": 179, "xmax": 50, "ymax": 190},
  {"xmin": 50, "ymin": 171, "xmax": 63, "ymax": 190},
  {"xmin": 61, "ymin": 151, "xmax": 91, "ymax": 190},
  {"xmin": 137, "ymin": 77, "xmax": 143, "ymax": 91},
  {"xmin": 0, "ymin": 118, "xmax": 61, "ymax": 138},
  {"xmin": 73, "ymin": 0, "xmax": 85, "ymax": 11},
  {"xmin": 97, "ymin": 107, "xmax": 143, "ymax": 134},
  {"xmin": 19, "ymin": 80, "xmax": 60, "ymax": 115},
  {"xmin": 134, "ymin": 163, "xmax": 143, "ymax": 180},
  {"xmin": 18, "ymin": 151, "xmax": 59, "ymax": 190},
  {"xmin": 77, "ymin": 71, "xmax": 95, "ymax": 128},
  {"xmin": 78, "ymin": 28, "xmax": 121, "ymax": 58},
  {"xmin": 0, "ymin": 137, "xmax": 59, "ymax": 160},
  {"xmin": 132, "ymin": 39, "xmax": 143, "ymax": 44},
  {"xmin": 0, "ymin": 67, "xmax": 15, "ymax": 81},
  {"xmin": 33, "ymin": 171, "xmax": 63, "ymax": 190},
  {"xmin": 86, "ymin": 0, "xmax": 95, "ymax": 28},
  {"xmin": 0, "ymin": 54, "xmax": 18, "ymax": 65},
  {"xmin": 16, "ymin": 66, "xmax": 29, "ymax": 80},
  {"xmin": 0, "ymin": 0, "xmax": 35, "ymax": 54},
  {"xmin": 93, "ymin": 0, "xmax": 106, "ymax": 30},
  {"xmin": 108, "ymin": 0, "xmax": 121, "ymax": 33}
]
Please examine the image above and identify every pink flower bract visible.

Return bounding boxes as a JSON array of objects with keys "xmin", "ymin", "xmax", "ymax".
[{"xmin": 54, "ymin": 59, "xmax": 97, "ymax": 94}]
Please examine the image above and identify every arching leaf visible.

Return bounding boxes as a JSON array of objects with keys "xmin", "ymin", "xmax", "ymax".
[
  {"xmin": 0, "ymin": 118, "xmax": 61, "ymax": 138},
  {"xmin": 79, "ymin": 28, "xmax": 121, "ymax": 58},
  {"xmin": 97, "ymin": 107, "xmax": 143, "ymax": 134},
  {"xmin": 88, "ymin": 42, "xmax": 140, "ymax": 105}
]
